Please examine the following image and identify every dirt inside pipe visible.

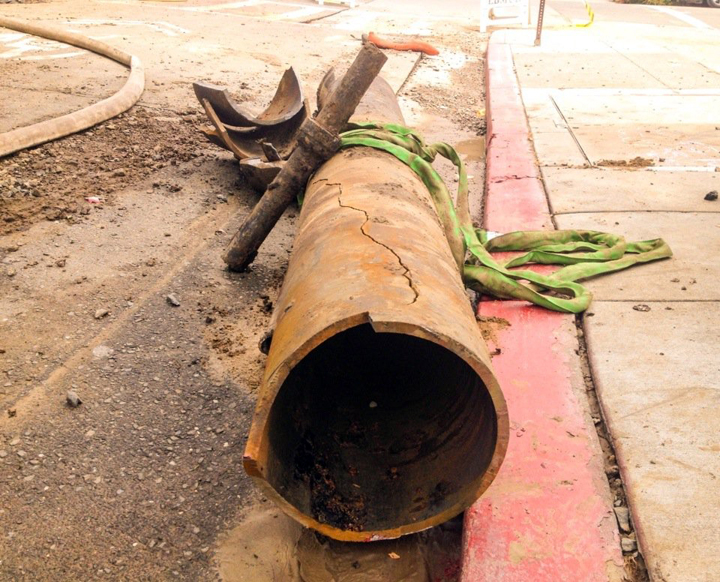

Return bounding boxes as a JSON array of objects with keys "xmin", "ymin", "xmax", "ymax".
[{"xmin": 263, "ymin": 323, "xmax": 498, "ymax": 534}]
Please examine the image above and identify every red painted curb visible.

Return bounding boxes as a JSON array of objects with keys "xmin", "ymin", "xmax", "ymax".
[{"xmin": 460, "ymin": 35, "xmax": 624, "ymax": 581}]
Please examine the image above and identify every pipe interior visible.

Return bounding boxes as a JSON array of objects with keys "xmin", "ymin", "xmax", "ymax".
[{"xmin": 265, "ymin": 323, "xmax": 498, "ymax": 533}]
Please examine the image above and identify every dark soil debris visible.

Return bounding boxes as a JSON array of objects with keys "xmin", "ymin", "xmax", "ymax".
[{"xmin": 0, "ymin": 107, "xmax": 209, "ymax": 235}]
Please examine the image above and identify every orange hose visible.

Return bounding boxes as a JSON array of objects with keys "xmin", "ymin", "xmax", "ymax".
[{"xmin": 366, "ymin": 32, "xmax": 439, "ymax": 56}]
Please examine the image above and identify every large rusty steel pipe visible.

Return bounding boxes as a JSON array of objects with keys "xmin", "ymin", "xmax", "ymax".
[{"xmin": 243, "ymin": 77, "xmax": 508, "ymax": 542}]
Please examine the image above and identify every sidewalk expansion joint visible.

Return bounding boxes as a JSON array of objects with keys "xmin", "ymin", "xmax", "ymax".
[
  {"xmin": 575, "ymin": 313, "xmax": 650, "ymax": 582},
  {"xmin": 554, "ymin": 209, "xmax": 720, "ymax": 215},
  {"xmin": 542, "ymin": 163, "xmax": 593, "ymax": 169},
  {"xmin": 396, "ymin": 53, "xmax": 424, "ymax": 97},
  {"xmin": 302, "ymin": 7, "xmax": 349, "ymax": 24},
  {"xmin": 591, "ymin": 299, "xmax": 719, "ymax": 303},
  {"xmin": 601, "ymin": 38, "xmax": 673, "ymax": 91},
  {"xmin": 549, "ymin": 95, "xmax": 592, "ymax": 166}
]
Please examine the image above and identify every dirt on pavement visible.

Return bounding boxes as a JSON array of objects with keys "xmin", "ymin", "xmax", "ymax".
[{"xmin": 0, "ymin": 107, "xmax": 208, "ymax": 235}]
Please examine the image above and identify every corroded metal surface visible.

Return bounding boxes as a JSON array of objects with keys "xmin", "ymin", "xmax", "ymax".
[
  {"xmin": 318, "ymin": 67, "xmax": 405, "ymax": 126},
  {"xmin": 193, "ymin": 67, "xmax": 304, "ymax": 128},
  {"xmin": 243, "ymin": 101, "xmax": 508, "ymax": 539},
  {"xmin": 194, "ymin": 67, "xmax": 309, "ymax": 161},
  {"xmin": 198, "ymin": 96, "xmax": 309, "ymax": 160},
  {"xmin": 238, "ymin": 158, "xmax": 283, "ymax": 192}
]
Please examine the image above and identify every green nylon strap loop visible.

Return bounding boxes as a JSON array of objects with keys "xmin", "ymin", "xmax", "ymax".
[{"xmin": 335, "ymin": 122, "xmax": 672, "ymax": 314}]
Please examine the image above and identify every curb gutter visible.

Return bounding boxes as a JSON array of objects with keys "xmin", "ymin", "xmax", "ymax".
[{"xmin": 460, "ymin": 34, "xmax": 624, "ymax": 582}]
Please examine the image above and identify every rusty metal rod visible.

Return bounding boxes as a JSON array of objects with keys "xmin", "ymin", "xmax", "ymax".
[
  {"xmin": 223, "ymin": 43, "xmax": 387, "ymax": 272},
  {"xmin": 535, "ymin": 0, "xmax": 547, "ymax": 46},
  {"xmin": 243, "ymin": 77, "xmax": 509, "ymax": 542}
]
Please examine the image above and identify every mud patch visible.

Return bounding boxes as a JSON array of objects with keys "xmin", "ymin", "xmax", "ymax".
[
  {"xmin": 455, "ymin": 138, "xmax": 486, "ymax": 163},
  {"xmin": 597, "ymin": 157, "xmax": 654, "ymax": 168},
  {"xmin": 216, "ymin": 502, "xmax": 303, "ymax": 582},
  {"xmin": 202, "ymin": 282, "xmax": 285, "ymax": 395},
  {"xmin": 476, "ymin": 314, "xmax": 511, "ymax": 348},
  {"xmin": 216, "ymin": 506, "xmax": 461, "ymax": 582},
  {"xmin": 299, "ymin": 530, "xmax": 426, "ymax": 581},
  {"xmin": 299, "ymin": 517, "xmax": 461, "ymax": 582}
]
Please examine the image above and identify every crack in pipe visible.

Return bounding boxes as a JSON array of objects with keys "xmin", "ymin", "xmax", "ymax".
[{"xmin": 333, "ymin": 183, "xmax": 420, "ymax": 305}]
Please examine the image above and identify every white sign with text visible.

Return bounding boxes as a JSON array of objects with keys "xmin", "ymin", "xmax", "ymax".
[{"xmin": 480, "ymin": 0, "xmax": 532, "ymax": 32}]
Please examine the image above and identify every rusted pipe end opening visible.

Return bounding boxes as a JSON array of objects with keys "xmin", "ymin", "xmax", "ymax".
[{"xmin": 262, "ymin": 323, "xmax": 499, "ymax": 538}]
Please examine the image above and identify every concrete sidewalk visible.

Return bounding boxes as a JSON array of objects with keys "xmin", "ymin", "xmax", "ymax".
[{"xmin": 496, "ymin": 11, "xmax": 720, "ymax": 582}]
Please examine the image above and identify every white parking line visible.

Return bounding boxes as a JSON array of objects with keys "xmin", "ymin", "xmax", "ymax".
[
  {"xmin": 646, "ymin": 166, "xmax": 719, "ymax": 172},
  {"xmin": 172, "ymin": 0, "xmax": 311, "ymax": 12},
  {"xmin": 174, "ymin": 0, "xmax": 263, "ymax": 11},
  {"xmin": 64, "ymin": 18, "xmax": 189, "ymax": 36},
  {"xmin": 0, "ymin": 33, "xmax": 83, "ymax": 60},
  {"xmin": 524, "ymin": 87, "xmax": 720, "ymax": 99},
  {"xmin": 264, "ymin": 5, "xmax": 328, "ymax": 20},
  {"xmin": 647, "ymin": 5, "xmax": 713, "ymax": 30},
  {"xmin": 558, "ymin": 88, "xmax": 720, "ymax": 97},
  {"xmin": 19, "ymin": 52, "xmax": 86, "ymax": 61}
]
